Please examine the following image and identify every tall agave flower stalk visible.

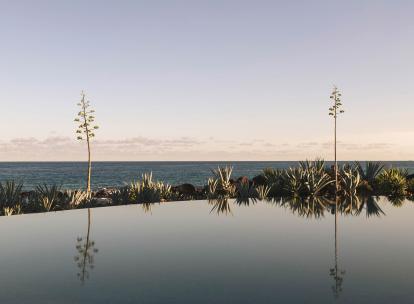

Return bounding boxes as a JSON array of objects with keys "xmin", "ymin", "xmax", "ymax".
[
  {"xmin": 75, "ymin": 91, "xmax": 99, "ymax": 194},
  {"xmin": 329, "ymin": 86, "xmax": 345, "ymax": 193}
]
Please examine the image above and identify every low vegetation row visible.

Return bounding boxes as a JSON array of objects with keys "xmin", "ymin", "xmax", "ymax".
[{"xmin": 0, "ymin": 160, "xmax": 413, "ymax": 217}]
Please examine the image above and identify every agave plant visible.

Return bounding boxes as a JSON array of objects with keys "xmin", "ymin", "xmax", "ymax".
[
  {"xmin": 299, "ymin": 158, "xmax": 326, "ymax": 175},
  {"xmin": 354, "ymin": 162, "xmax": 384, "ymax": 191},
  {"xmin": 129, "ymin": 172, "xmax": 171, "ymax": 204},
  {"xmin": 63, "ymin": 190, "xmax": 90, "ymax": 209},
  {"xmin": 263, "ymin": 168, "xmax": 285, "ymax": 196},
  {"xmin": 207, "ymin": 178, "xmax": 219, "ymax": 199},
  {"xmin": 302, "ymin": 171, "xmax": 333, "ymax": 197},
  {"xmin": 2, "ymin": 204, "xmax": 22, "ymax": 216},
  {"xmin": 235, "ymin": 180, "xmax": 256, "ymax": 199},
  {"xmin": 35, "ymin": 184, "xmax": 62, "ymax": 212},
  {"xmin": 283, "ymin": 168, "xmax": 304, "ymax": 196},
  {"xmin": 211, "ymin": 166, "xmax": 235, "ymax": 197},
  {"xmin": 376, "ymin": 168, "xmax": 407, "ymax": 196},
  {"xmin": 255, "ymin": 185, "xmax": 271, "ymax": 200},
  {"xmin": 110, "ymin": 186, "xmax": 130, "ymax": 205},
  {"xmin": 0, "ymin": 181, "xmax": 23, "ymax": 209},
  {"xmin": 340, "ymin": 167, "xmax": 361, "ymax": 197}
]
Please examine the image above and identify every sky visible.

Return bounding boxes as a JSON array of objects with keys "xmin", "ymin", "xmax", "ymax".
[{"xmin": 0, "ymin": 0, "xmax": 413, "ymax": 161}]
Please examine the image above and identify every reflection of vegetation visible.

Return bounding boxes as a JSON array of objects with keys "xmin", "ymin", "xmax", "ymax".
[
  {"xmin": 287, "ymin": 196, "xmax": 330, "ymax": 219},
  {"xmin": 74, "ymin": 209, "xmax": 98, "ymax": 284},
  {"xmin": 209, "ymin": 198, "xmax": 232, "ymax": 215}
]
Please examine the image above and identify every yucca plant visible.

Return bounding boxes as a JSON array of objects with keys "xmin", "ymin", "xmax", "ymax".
[
  {"xmin": 35, "ymin": 184, "xmax": 62, "ymax": 212},
  {"xmin": 0, "ymin": 180, "xmax": 23, "ymax": 210}
]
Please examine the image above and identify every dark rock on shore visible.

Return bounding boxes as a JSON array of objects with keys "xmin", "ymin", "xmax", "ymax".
[
  {"xmin": 172, "ymin": 184, "xmax": 196, "ymax": 196},
  {"xmin": 252, "ymin": 174, "xmax": 266, "ymax": 186},
  {"xmin": 407, "ymin": 174, "xmax": 414, "ymax": 180}
]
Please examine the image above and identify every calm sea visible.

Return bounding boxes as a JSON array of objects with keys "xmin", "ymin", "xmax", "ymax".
[{"xmin": 0, "ymin": 161, "xmax": 413, "ymax": 190}]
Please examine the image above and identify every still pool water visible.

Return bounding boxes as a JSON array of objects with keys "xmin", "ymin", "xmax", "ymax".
[{"xmin": 0, "ymin": 197, "xmax": 413, "ymax": 303}]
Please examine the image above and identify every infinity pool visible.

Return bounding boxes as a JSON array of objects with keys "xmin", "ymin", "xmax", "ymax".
[{"xmin": 0, "ymin": 197, "xmax": 413, "ymax": 303}]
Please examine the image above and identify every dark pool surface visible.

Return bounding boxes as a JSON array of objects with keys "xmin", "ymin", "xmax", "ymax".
[{"xmin": 0, "ymin": 197, "xmax": 413, "ymax": 303}]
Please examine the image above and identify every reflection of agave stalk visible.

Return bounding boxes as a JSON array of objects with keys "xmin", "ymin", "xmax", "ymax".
[
  {"xmin": 74, "ymin": 209, "xmax": 98, "ymax": 284},
  {"xmin": 330, "ymin": 201, "xmax": 345, "ymax": 299}
]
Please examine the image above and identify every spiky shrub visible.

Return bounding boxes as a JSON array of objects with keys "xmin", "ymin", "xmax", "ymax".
[
  {"xmin": 283, "ymin": 168, "xmax": 304, "ymax": 196},
  {"xmin": 235, "ymin": 179, "xmax": 256, "ymax": 201},
  {"xmin": 35, "ymin": 184, "xmax": 62, "ymax": 212},
  {"xmin": 340, "ymin": 166, "xmax": 361, "ymax": 197},
  {"xmin": 211, "ymin": 166, "xmax": 235, "ymax": 197},
  {"xmin": 62, "ymin": 190, "xmax": 90, "ymax": 209},
  {"xmin": 376, "ymin": 168, "xmax": 407, "ymax": 196},
  {"xmin": 407, "ymin": 179, "xmax": 414, "ymax": 196},
  {"xmin": 207, "ymin": 178, "xmax": 219, "ymax": 199},
  {"xmin": 301, "ymin": 170, "xmax": 333, "ymax": 197},
  {"xmin": 283, "ymin": 160, "xmax": 333, "ymax": 197},
  {"xmin": 110, "ymin": 186, "xmax": 131, "ymax": 205},
  {"xmin": 263, "ymin": 168, "xmax": 285, "ymax": 196},
  {"xmin": 354, "ymin": 161, "xmax": 384, "ymax": 186},
  {"xmin": 0, "ymin": 181, "xmax": 23, "ymax": 211},
  {"xmin": 255, "ymin": 185, "xmax": 271, "ymax": 200},
  {"xmin": 129, "ymin": 173, "xmax": 171, "ymax": 204},
  {"xmin": 74, "ymin": 91, "xmax": 99, "ymax": 194}
]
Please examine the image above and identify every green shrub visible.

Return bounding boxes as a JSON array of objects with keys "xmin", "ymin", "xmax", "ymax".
[
  {"xmin": 0, "ymin": 181, "xmax": 23, "ymax": 211},
  {"xmin": 129, "ymin": 172, "xmax": 171, "ymax": 204},
  {"xmin": 376, "ymin": 169, "xmax": 407, "ymax": 196},
  {"xmin": 35, "ymin": 184, "xmax": 62, "ymax": 212}
]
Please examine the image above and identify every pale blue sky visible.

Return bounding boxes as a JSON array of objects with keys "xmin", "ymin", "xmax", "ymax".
[{"xmin": 0, "ymin": 0, "xmax": 413, "ymax": 160}]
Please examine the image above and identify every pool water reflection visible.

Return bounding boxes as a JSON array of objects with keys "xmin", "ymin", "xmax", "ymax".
[{"xmin": 0, "ymin": 197, "xmax": 413, "ymax": 303}]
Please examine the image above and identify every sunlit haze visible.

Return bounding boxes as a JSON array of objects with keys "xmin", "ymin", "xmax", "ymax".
[{"xmin": 1, "ymin": 0, "xmax": 413, "ymax": 160}]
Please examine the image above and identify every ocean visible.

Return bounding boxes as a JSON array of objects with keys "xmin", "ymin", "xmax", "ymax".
[{"xmin": 0, "ymin": 161, "xmax": 413, "ymax": 190}]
